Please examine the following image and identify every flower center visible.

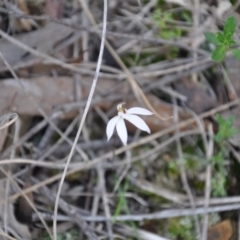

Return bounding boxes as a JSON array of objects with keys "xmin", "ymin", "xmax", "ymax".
[
  {"xmin": 117, "ymin": 102, "xmax": 127, "ymax": 114},
  {"xmin": 118, "ymin": 112, "xmax": 124, "ymax": 117}
]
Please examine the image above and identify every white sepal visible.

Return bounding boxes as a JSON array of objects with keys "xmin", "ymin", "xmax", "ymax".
[
  {"xmin": 127, "ymin": 107, "xmax": 153, "ymax": 115},
  {"xmin": 116, "ymin": 118, "xmax": 127, "ymax": 145},
  {"xmin": 124, "ymin": 114, "xmax": 151, "ymax": 133},
  {"xmin": 106, "ymin": 116, "xmax": 120, "ymax": 141}
]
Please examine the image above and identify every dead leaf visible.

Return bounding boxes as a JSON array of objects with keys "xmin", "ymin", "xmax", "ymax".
[
  {"xmin": 174, "ymin": 78, "xmax": 218, "ymax": 114},
  {"xmin": 45, "ymin": 0, "xmax": 65, "ymax": 18},
  {"xmin": 0, "ymin": 77, "xmax": 75, "ymax": 116},
  {"xmin": 208, "ymin": 219, "xmax": 233, "ymax": 240},
  {"xmin": 7, "ymin": 1, "xmax": 38, "ymax": 32},
  {"xmin": 0, "ymin": 129, "xmax": 7, "ymax": 153},
  {"xmin": 18, "ymin": 0, "xmax": 29, "ymax": 13},
  {"xmin": 0, "ymin": 21, "xmax": 74, "ymax": 69},
  {"xmin": 0, "ymin": 76, "xmax": 123, "ymax": 117},
  {"xmin": 0, "ymin": 76, "xmax": 195, "ymax": 132}
]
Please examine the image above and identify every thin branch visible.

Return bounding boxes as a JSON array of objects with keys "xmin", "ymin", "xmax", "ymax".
[
  {"xmin": 201, "ymin": 124, "xmax": 213, "ymax": 240},
  {"xmin": 173, "ymin": 97, "xmax": 201, "ymax": 238},
  {"xmin": 4, "ymin": 116, "xmax": 19, "ymax": 237},
  {"xmin": 33, "ymin": 202, "xmax": 240, "ymax": 222},
  {"xmin": 52, "ymin": 0, "xmax": 108, "ymax": 238},
  {"xmin": 97, "ymin": 165, "xmax": 113, "ymax": 240}
]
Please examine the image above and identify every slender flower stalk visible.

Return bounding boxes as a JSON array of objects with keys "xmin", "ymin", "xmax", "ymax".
[{"xmin": 106, "ymin": 103, "xmax": 153, "ymax": 145}]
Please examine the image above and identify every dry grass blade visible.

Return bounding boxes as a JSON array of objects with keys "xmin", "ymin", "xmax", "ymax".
[
  {"xmin": 201, "ymin": 124, "xmax": 214, "ymax": 240},
  {"xmin": 0, "ymin": 231, "xmax": 16, "ymax": 240},
  {"xmin": 97, "ymin": 165, "xmax": 113, "ymax": 240},
  {"xmin": 0, "ymin": 113, "xmax": 18, "ymax": 131}
]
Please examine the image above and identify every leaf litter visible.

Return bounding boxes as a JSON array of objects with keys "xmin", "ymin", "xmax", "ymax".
[{"xmin": 0, "ymin": 0, "xmax": 239, "ymax": 239}]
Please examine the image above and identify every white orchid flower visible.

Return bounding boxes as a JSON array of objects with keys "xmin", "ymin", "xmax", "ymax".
[{"xmin": 106, "ymin": 103, "xmax": 153, "ymax": 145}]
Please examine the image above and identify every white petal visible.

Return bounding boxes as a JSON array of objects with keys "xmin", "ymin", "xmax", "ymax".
[
  {"xmin": 127, "ymin": 107, "xmax": 153, "ymax": 115},
  {"xmin": 106, "ymin": 116, "xmax": 120, "ymax": 141},
  {"xmin": 124, "ymin": 114, "xmax": 151, "ymax": 133},
  {"xmin": 116, "ymin": 118, "xmax": 128, "ymax": 145}
]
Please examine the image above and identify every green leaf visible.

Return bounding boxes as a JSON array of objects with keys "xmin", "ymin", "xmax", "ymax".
[
  {"xmin": 211, "ymin": 46, "xmax": 226, "ymax": 61},
  {"xmin": 210, "ymin": 152, "xmax": 224, "ymax": 165},
  {"xmin": 225, "ymin": 33, "xmax": 233, "ymax": 41},
  {"xmin": 217, "ymin": 32, "xmax": 225, "ymax": 43},
  {"xmin": 232, "ymin": 49, "xmax": 240, "ymax": 60},
  {"xmin": 215, "ymin": 114, "xmax": 238, "ymax": 142},
  {"xmin": 204, "ymin": 32, "xmax": 220, "ymax": 45},
  {"xmin": 216, "ymin": 114, "xmax": 225, "ymax": 125},
  {"xmin": 224, "ymin": 16, "xmax": 236, "ymax": 37},
  {"xmin": 229, "ymin": 39, "xmax": 237, "ymax": 46}
]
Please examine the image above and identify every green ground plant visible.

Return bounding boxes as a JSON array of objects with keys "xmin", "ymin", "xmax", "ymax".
[
  {"xmin": 152, "ymin": 8, "xmax": 185, "ymax": 59},
  {"xmin": 152, "ymin": 9, "xmax": 182, "ymax": 40},
  {"xmin": 205, "ymin": 16, "xmax": 240, "ymax": 61},
  {"xmin": 166, "ymin": 114, "xmax": 238, "ymax": 197},
  {"xmin": 210, "ymin": 114, "xmax": 238, "ymax": 196},
  {"xmin": 167, "ymin": 214, "xmax": 220, "ymax": 239},
  {"xmin": 113, "ymin": 181, "xmax": 140, "ymax": 240},
  {"xmin": 167, "ymin": 217, "xmax": 197, "ymax": 240}
]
